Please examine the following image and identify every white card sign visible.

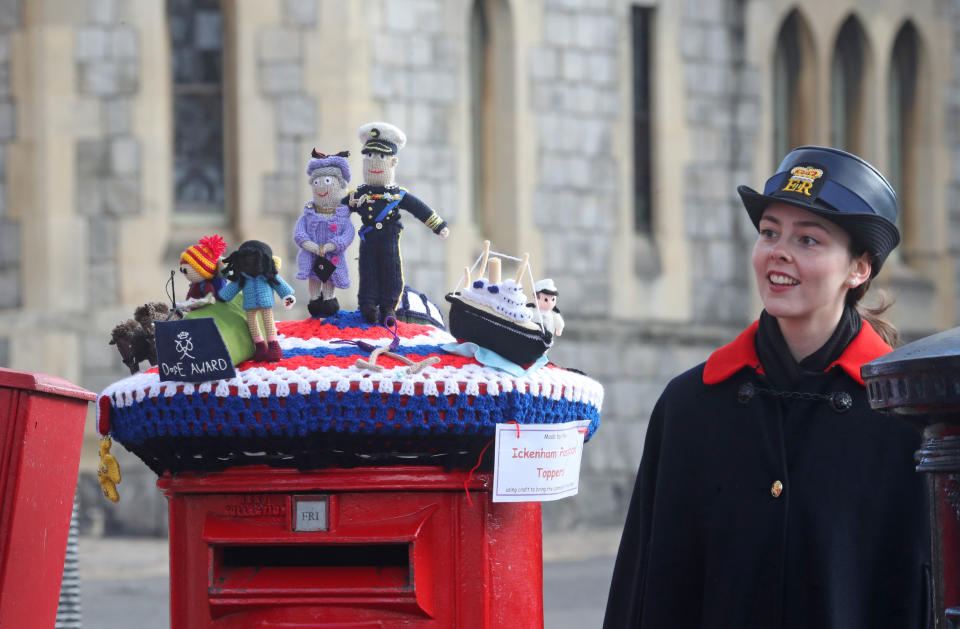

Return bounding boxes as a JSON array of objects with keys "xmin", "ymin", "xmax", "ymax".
[{"xmin": 492, "ymin": 420, "xmax": 590, "ymax": 502}]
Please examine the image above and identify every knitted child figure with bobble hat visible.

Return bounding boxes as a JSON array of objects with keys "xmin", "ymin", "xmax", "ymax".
[
  {"xmin": 344, "ymin": 122, "xmax": 450, "ymax": 324},
  {"xmin": 294, "ymin": 150, "xmax": 355, "ymax": 317},
  {"xmin": 177, "ymin": 234, "xmax": 227, "ymax": 311}
]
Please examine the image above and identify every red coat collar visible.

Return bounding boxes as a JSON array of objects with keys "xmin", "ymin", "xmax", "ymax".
[{"xmin": 702, "ymin": 319, "xmax": 891, "ymax": 386}]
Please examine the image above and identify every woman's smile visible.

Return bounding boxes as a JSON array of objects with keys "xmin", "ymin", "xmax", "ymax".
[
  {"xmin": 752, "ymin": 203, "xmax": 866, "ymax": 334},
  {"xmin": 767, "ymin": 271, "xmax": 800, "ymax": 292}
]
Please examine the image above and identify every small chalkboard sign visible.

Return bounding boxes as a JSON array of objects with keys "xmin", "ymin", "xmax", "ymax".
[{"xmin": 155, "ymin": 318, "xmax": 236, "ymax": 383}]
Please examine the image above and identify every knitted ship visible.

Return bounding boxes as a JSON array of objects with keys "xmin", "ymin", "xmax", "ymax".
[{"xmin": 445, "ymin": 242, "xmax": 553, "ymax": 366}]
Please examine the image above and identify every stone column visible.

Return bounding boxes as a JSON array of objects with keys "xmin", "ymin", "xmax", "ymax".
[{"xmin": 6, "ymin": 0, "xmax": 86, "ymax": 380}]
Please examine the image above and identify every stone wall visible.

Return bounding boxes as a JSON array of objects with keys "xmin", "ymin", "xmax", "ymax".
[
  {"xmin": 366, "ymin": 0, "xmax": 459, "ymax": 294},
  {"xmin": 75, "ymin": 0, "xmax": 141, "ymax": 308},
  {"xmin": 259, "ymin": 0, "xmax": 316, "ymax": 240},
  {"xmin": 73, "ymin": 0, "xmax": 154, "ymax": 536},
  {"xmin": 531, "ymin": 0, "xmax": 619, "ymax": 316},
  {"xmin": 541, "ymin": 0, "xmax": 762, "ymax": 531},
  {"xmin": 950, "ymin": 0, "xmax": 960, "ymax": 326},
  {"xmin": 681, "ymin": 0, "xmax": 757, "ymax": 324},
  {"xmin": 0, "ymin": 0, "xmax": 20, "ymax": 319}
]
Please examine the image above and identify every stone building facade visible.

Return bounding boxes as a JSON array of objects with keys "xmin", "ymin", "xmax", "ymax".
[{"xmin": 0, "ymin": 0, "xmax": 957, "ymax": 535}]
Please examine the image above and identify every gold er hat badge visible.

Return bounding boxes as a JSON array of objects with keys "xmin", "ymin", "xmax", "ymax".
[
  {"xmin": 771, "ymin": 480, "xmax": 783, "ymax": 498},
  {"xmin": 781, "ymin": 166, "xmax": 824, "ymax": 196}
]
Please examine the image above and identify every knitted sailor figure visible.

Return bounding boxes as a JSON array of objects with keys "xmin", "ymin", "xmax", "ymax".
[
  {"xmin": 294, "ymin": 149, "xmax": 355, "ymax": 317},
  {"xmin": 529, "ymin": 278, "xmax": 564, "ymax": 337},
  {"xmin": 177, "ymin": 234, "xmax": 227, "ymax": 311},
  {"xmin": 218, "ymin": 240, "xmax": 296, "ymax": 362},
  {"xmin": 344, "ymin": 122, "xmax": 450, "ymax": 324}
]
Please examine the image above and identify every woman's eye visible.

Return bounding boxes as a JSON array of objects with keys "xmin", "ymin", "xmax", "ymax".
[
  {"xmin": 759, "ymin": 228, "xmax": 777, "ymax": 239},
  {"xmin": 799, "ymin": 235, "xmax": 819, "ymax": 246},
  {"xmin": 324, "ymin": 177, "xmax": 333, "ymax": 185}
]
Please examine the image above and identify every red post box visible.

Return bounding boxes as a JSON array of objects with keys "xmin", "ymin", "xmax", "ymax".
[
  {"xmin": 159, "ymin": 465, "xmax": 543, "ymax": 628},
  {"xmin": 0, "ymin": 367, "xmax": 95, "ymax": 628}
]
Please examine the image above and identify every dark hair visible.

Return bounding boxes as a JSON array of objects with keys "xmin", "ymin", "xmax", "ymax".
[
  {"xmin": 846, "ymin": 245, "xmax": 898, "ymax": 347},
  {"xmin": 221, "ymin": 240, "xmax": 281, "ymax": 289}
]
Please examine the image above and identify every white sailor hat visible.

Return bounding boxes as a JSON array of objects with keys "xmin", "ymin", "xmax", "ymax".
[
  {"xmin": 534, "ymin": 278, "xmax": 558, "ymax": 295},
  {"xmin": 358, "ymin": 122, "xmax": 407, "ymax": 156}
]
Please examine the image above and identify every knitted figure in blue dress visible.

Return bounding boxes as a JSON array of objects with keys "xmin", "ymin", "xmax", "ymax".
[
  {"xmin": 294, "ymin": 150, "xmax": 354, "ymax": 317},
  {"xmin": 218, "ymin": 240, "xmax": 296, "ymax": 362},
  {"xmin": 343, "ymin": 122, "xmax": 450, "ymax": 324}
]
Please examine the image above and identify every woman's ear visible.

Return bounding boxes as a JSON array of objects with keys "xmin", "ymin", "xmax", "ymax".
[{"xmin": 848, "ymin": 252, "xmax": 872, "ymax": 288}]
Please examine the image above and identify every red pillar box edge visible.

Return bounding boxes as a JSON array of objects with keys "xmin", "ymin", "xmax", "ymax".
[{"xmin": 0, "ymin": 367, "xmax": 95, "ymax": 629}]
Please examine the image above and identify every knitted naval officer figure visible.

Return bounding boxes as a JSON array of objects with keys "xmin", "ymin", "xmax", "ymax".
[
  {"xmin": 344, "ymin": 122, "xmax": 450, "ymax": 324},
  {"xmin": 294, "ymin": 150, "xmax": 355, "ymax": 317},
  {"xmin": 218, "ymin": 240, "xmax": 296, "ymax": 362},
  {"xmin": 177, "ymin": 234, "xmax": 227, "ymax": 311},
  {"xmin": 529, "ymin": 278, "xmax": 564, "ymax": 337}
]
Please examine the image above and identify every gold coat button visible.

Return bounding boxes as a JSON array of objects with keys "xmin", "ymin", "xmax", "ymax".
[{"xmin": 771, "ymin": 480, "xmax": 783, "ymax": 498}]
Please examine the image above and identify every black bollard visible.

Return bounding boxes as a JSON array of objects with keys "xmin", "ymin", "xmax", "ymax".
[{"xmin": 862, "ymin": 327, "xmax": 960, "ymax": 629}]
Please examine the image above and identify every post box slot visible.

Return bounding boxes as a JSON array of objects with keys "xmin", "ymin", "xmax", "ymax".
[
  {"xmin": 221, "ymin": 543, "xmax": 408, "ymax": 569},
  {"xmin": 213, "ymin": 543, "xmax": 412, "ymax": 591}
]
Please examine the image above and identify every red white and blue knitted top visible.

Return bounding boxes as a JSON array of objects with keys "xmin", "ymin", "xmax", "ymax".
[{"xmin": 98, "ymin": 310, "xmax": 604, "ymax": 474}]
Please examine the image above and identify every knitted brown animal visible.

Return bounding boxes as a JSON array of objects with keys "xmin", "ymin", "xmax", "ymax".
[{"xmin": 109, "ymin": 320, "xmax": 156, "ymax": 374}]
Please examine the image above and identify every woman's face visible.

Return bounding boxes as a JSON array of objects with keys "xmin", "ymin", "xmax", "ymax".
[{"xmin": 752, "ymin": 203, "xmax": 871, "ymax": 330}]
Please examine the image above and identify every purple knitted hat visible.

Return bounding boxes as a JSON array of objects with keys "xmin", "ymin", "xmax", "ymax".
[{"xmin": 306, "ymin": 149, "xmax": 351, "ymax": 182}]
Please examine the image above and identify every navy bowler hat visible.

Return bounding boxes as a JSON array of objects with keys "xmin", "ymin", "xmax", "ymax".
[{"xmin": 738, "ymin": 146, "xmax": 900, "ymax": 275}]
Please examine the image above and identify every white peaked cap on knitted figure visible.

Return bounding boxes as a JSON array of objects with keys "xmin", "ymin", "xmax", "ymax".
[
  {"xmin": 358, "ymin": 122, "xmax": 407, "ymax": 155},
  {"xmin": 534, "ymin": 278, "xmax": 559, "ymax": 295}
]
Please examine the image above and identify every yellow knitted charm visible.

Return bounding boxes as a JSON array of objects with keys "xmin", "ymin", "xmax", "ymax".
[{"xmin": 98, "ymin": 437, "xmax": 122, "ymax": 503}]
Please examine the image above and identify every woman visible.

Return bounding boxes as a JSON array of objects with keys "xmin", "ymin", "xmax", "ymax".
[
  {"xmin": 294, "ymin": 149, "xmax": 355, "ymax": 317},
  {"xmin": 604, "ymin": 146, "xmax": 931, "ymax": 629}
]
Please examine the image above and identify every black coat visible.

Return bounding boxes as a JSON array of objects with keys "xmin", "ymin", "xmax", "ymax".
[{"xmin": 604, "ymin": 321, "xmax": 931, "ymax": 629}]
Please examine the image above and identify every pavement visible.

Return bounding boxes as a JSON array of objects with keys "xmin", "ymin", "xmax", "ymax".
[{"xmin": 79, "ymin": 529, "xmax": 621, "ymax": 628}]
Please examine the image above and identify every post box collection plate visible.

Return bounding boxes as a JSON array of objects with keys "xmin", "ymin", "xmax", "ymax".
[{"xmin": 292, "ymin": 495, "xmax": 329, "ymax": 532}]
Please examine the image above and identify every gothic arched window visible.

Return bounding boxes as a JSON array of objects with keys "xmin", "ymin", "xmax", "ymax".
[
  {"xmin": 888, "ymin": 21, "xmax": 921, "ymax": 244},
  {"xmin": 632, "ymin": 5, "xmax": 654, "ymax": 234},
  {"xmin": 772, "ymin": 10, "xmax": 816, "ymax": 163},
  {"xmin": 469, "ymin": 0, "xmax": 517, "ymax": 250},
  {"xmin": 168, "ymin": 0, "xmax": 225, "ymax": 216},
  {"xmin": 830, "ymin": 16, "xmax": 869, "ymax": 153}
]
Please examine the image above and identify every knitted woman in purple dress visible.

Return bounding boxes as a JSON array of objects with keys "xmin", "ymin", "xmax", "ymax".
[{"xmin": 294, "ymin": 150, "xmax": 355, "ymax": 317}]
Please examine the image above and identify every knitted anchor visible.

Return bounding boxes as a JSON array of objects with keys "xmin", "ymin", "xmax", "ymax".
[{"xmin": 334, "ymin": 316, "xmax": 440, "ymax": 374}]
